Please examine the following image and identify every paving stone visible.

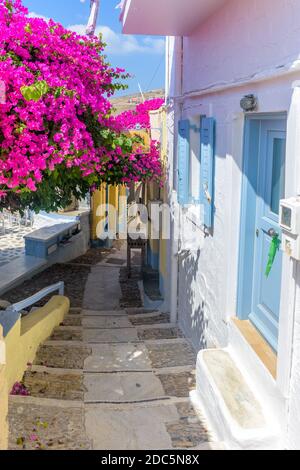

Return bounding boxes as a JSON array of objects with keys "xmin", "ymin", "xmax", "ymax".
[
  {"xmin": 23, "ymin": 370, "xmax": 86, "ymax": 401},
  {"xmin": 146, "ymin": 341, "xmax": 196, "ymax": 369},
  {"xmin": 35, "ymin": 343, "xmax": 91, "ymax": 370},
  {"xmin": 8, "ymin": 397, "xmax": 91, "ymax": 450},
  {"xmin": 83, "ymin": 266, "xmax": 121, "ymax": 311},
  {"xmin": 84, "ymin": 343, "xmax": 152, "ymax": 372},
  {"xmin": 50, "ymin": 327, "xmax": 83, "ymax": 342},
  {"xmin": 83, "ymin": 316, "xmax": 132, "ymax": 329},
  {"xmin": 84, "ymin": 372, "xmax": 165, "ymax": 403},
  {"xmin": 85, "ymin": 404, "xmax": 179, "ymax": 450},
  {"xmin": 82, "ymin": 309, "xmax": 127, "ymax": 317},
  {"xmin": 157, "ymin": 371, "xmax": 196, "ymax": 398},
  {"xmin": 83, "ymin": 328, "xmax": 138, "ymax": 343},
  {"xmin": 138, "ymin": 327, "xmax": 183, "ymax": 341}
]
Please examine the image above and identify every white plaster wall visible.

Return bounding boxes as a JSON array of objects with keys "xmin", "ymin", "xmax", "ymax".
[
  {"xmin": 183, "ymin": 0, "xmax": 300, "ymax": 95},
  {"xmin": 165, "ymin": 0, "xmax": 300, "ymax": 448},
  {"xmin": 176, "ymin": 75, "xmax": 297, "ymax": 350}
]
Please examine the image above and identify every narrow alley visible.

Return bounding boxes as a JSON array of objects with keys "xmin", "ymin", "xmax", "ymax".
[{"xmin": 5, "ymin": 243, "xmax": 221, "ymax": 450}]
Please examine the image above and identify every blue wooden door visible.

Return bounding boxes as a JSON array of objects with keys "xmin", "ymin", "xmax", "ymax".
[{"xmin": 250, "ymin": 119, "xmax": 286, "ymax": 351}]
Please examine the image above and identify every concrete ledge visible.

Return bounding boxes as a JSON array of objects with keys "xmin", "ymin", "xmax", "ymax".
[{"xmin": 5, "ymin": 295, "xmax": 70, "ymax": 391}]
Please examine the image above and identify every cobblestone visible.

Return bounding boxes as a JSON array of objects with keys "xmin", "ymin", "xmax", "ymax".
[
  {"xmin": 146, "ymin": 341, "xmax": 196, "ymax": 369},
  {"xmin": 166, "ymin": 402, "xmax": 211, "ymax": 449},
  {"xmin": 34, "ymin": 344, "xmax": 91, "ymax": 370},
  {"xmin": 8, "ymin": 398, "xmax": 91, "ymax": 450},
  {"xmin": 129, "ymin": 313, "xmax": 170, "ymax": 326},
  {"xmin": 51, "ymin": 327, "xmax": 83, "ymax": 342},
  {"xmin": 3, "ymin": 263, "xmax": 90, "ymax": 308},
  {"xmin": 138, "ymin": 327, "xmax": 183, "ymax": 341},
  {"xmin": 157, "ymin": 372, "xmax": 196, "ymax": 397},
  {"xmin": 23, "ymin": 370, "xmax": 85, "ymax": 401},
  {"xmin": 60, "ymin": 316, "xmax": 82, "ymax": 327},
  {"xmin": 119, "ymin": 267, "xmax": 142, "ymax": 308}
]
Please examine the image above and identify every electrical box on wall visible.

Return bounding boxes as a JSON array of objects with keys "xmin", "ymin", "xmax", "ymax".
[{"xmin": 280, "ymin": 197, "xmax": 300, "ymax": 260}]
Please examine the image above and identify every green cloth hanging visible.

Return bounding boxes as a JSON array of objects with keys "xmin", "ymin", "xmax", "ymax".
[{"xmin": 265, "ymin": 234, "xmax": 281, "ymax": 278}]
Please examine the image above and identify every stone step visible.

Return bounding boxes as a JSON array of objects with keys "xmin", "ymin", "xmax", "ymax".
[
  {"xmin": 84, "ymin": 399, "xmax": 213, "ymax": 450},
  {"xmin": 126, "ymin": 308, "xmax": 159, "ymax": 315},
  {"xmin": 83, "ymin": 316, "xmax": 133, "ymax": 329},
  {"xmin": 137, "ymin": 326, "xmax": 183, "ymax": 341},
  {"xmin": 61, "ymin": 315, "xmax": 82, "ymax": 327},
  {"xmin": 8, "ymin": 395, "xmax": 91, "ymax": 450},
  {"xmin": 156, "ymin": 371, "xmax": 196, "ymax": 398},
  {"xmin": 51, "ymin": 326, "xmax": 83, "ymax": 342},
  {"xmin": 129, "ymin": 312, "xmax": 170, "ymax": 326},
  {"xmin": 34, "ymin": 342, "xmax": 91, "ymax": 370},
  {"xmin": 69, "ymin": 308, "xmax": 82, "ymax": 314},
  {"xmin": 84, "ymin": 371, "xmax": 166, "ymax": 404},
  {"xmin": 145, "ymin": 340, "xmax": 196, "ymax": 369},
  {"xmin": 84, "ymin": 343, "xmax": 152, "ymax": 373},
  {"xmin": 83, "ymin": 327, "xmax": 139, "ymax": 344},
  {"xmin": 192, "ymin": 349, "xmax": 281, "ymax": 450},
  {"xmin": 82, "ymin": 309, "xmax": 128, "ymax": 317},
  {"xmin": 23, "ymin": 368, "xmax": 86, "ymax": 401}
]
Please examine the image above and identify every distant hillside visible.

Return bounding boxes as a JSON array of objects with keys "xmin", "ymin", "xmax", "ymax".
[{"xmin": 110, "ymin": 89, "xmax": 165, "ymax": 115}]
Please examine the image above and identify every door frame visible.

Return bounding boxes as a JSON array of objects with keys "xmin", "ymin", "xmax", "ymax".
[
  {"xmin": 237, "ymin": 113, "xmax": 287, "ymax": 320},
  {"xmin": 237, "ymin": 112, "xmax": 293, "ymax": 387}
]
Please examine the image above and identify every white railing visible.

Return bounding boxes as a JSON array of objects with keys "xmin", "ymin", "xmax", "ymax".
[
  {"xmin": 7, "ymin": 281, "xmax": 64, "ymax": 315},
  {"xmin": 0, "ymin": 281, "xmax": 65, "ymax": 336}
]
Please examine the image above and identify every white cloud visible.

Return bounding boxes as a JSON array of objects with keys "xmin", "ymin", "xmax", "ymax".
[
  {"xmin": 26, "ymin": 11, "xmax": 165, "ymax": 56},
  {"xmin": 68, "ymin": 24, "xmax": 165, "ymax": 55},
  {"xmin": 27, "ymin": 12, "xmax": 50, "ymax": 22}
]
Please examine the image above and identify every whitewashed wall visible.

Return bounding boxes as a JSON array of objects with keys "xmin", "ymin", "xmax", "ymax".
[{"xmin": 166, "ymin": 0, "xmax": 300, "ymax": 449}]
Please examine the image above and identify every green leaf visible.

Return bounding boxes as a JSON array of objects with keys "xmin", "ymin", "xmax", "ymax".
[
  {"xmin": 24, "ymin": 23, "xmax": 32, "ymax": 34},
  {"xmin": 21, "ymin": 80, "xmax": 49, "ymax": 102}
]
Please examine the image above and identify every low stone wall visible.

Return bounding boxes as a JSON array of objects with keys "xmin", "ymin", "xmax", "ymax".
[
  {"xmin": 4, "ymin": 295, "xmax": 70, "ymax": 392},
  {"xmin": 0, "ymin": 326, "xmax": 8, "ymax": 450}
]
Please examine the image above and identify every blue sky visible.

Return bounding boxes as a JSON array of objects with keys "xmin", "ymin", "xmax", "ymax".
[{"xmin": 22, "ymin": 0, "xmax": 165, "ymax": 96}]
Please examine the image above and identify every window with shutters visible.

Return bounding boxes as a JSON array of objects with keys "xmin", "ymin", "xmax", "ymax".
[
  {"xmin": 189, "ymin": 115, "xmax": 201, "ymax": 204},
  {"xmin": 177, "ymin": 115, "xmax": 215, "ymax": 229}
]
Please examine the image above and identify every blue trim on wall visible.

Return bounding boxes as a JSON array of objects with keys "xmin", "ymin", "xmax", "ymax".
[{"xmin": 237, "ymin": 118, "xmax": 260, "ymax": 320}]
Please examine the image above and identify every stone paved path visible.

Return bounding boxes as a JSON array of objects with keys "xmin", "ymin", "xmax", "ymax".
[{"xmin": 8, "ymin": 244, "xmax": 221, "ymax": 450}]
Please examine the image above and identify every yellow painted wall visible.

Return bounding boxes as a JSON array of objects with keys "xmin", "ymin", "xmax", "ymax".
[
  {"xmin": 4, "ymin": 295, "xmax": 69, "ymax": 392},
  {"xmin": 108, "ymin": 185, "xmax": 118, "ymax": 237},
  {"xmin": 92, "ymin": 184, "xmax": 127, "ymax": 242},
  {"xmin": 91, "ymin": 184, "xmax": 107, "ymax": 241},
  {"xmin": 0, "ymin": 325, "xmax": 8, "ymax": 450}
]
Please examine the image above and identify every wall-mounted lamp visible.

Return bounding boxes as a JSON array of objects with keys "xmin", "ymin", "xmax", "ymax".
[{"xmin": 240, "ymin": 94, "xmax": 258, "ymax": 112}]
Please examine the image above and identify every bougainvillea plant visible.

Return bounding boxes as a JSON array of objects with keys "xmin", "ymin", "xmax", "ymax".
[
  {"xmin": 113, "ymin": 98, "xmax": 165, "ymax": 185},
  {"xmin": 0, "ymin": 0, "xmax": 164, "ymax": 212}
]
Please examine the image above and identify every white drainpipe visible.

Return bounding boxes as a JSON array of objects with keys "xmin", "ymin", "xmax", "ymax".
[
  {"xmin": 169, "ymin": 36, "xmax": 184, "ymax": 325},
  {"xmin": 170, "ymin": 190, "xmax": 179, "ymax": 324}
]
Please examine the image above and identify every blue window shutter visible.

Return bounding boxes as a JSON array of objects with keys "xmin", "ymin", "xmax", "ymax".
[
  {"xmin": 200, "ymin": 117, "xmax": 216, "ymax": 228},
  {"xmin": 178, "ymin": 119, "xmax": 190, "ymax": 205}
]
